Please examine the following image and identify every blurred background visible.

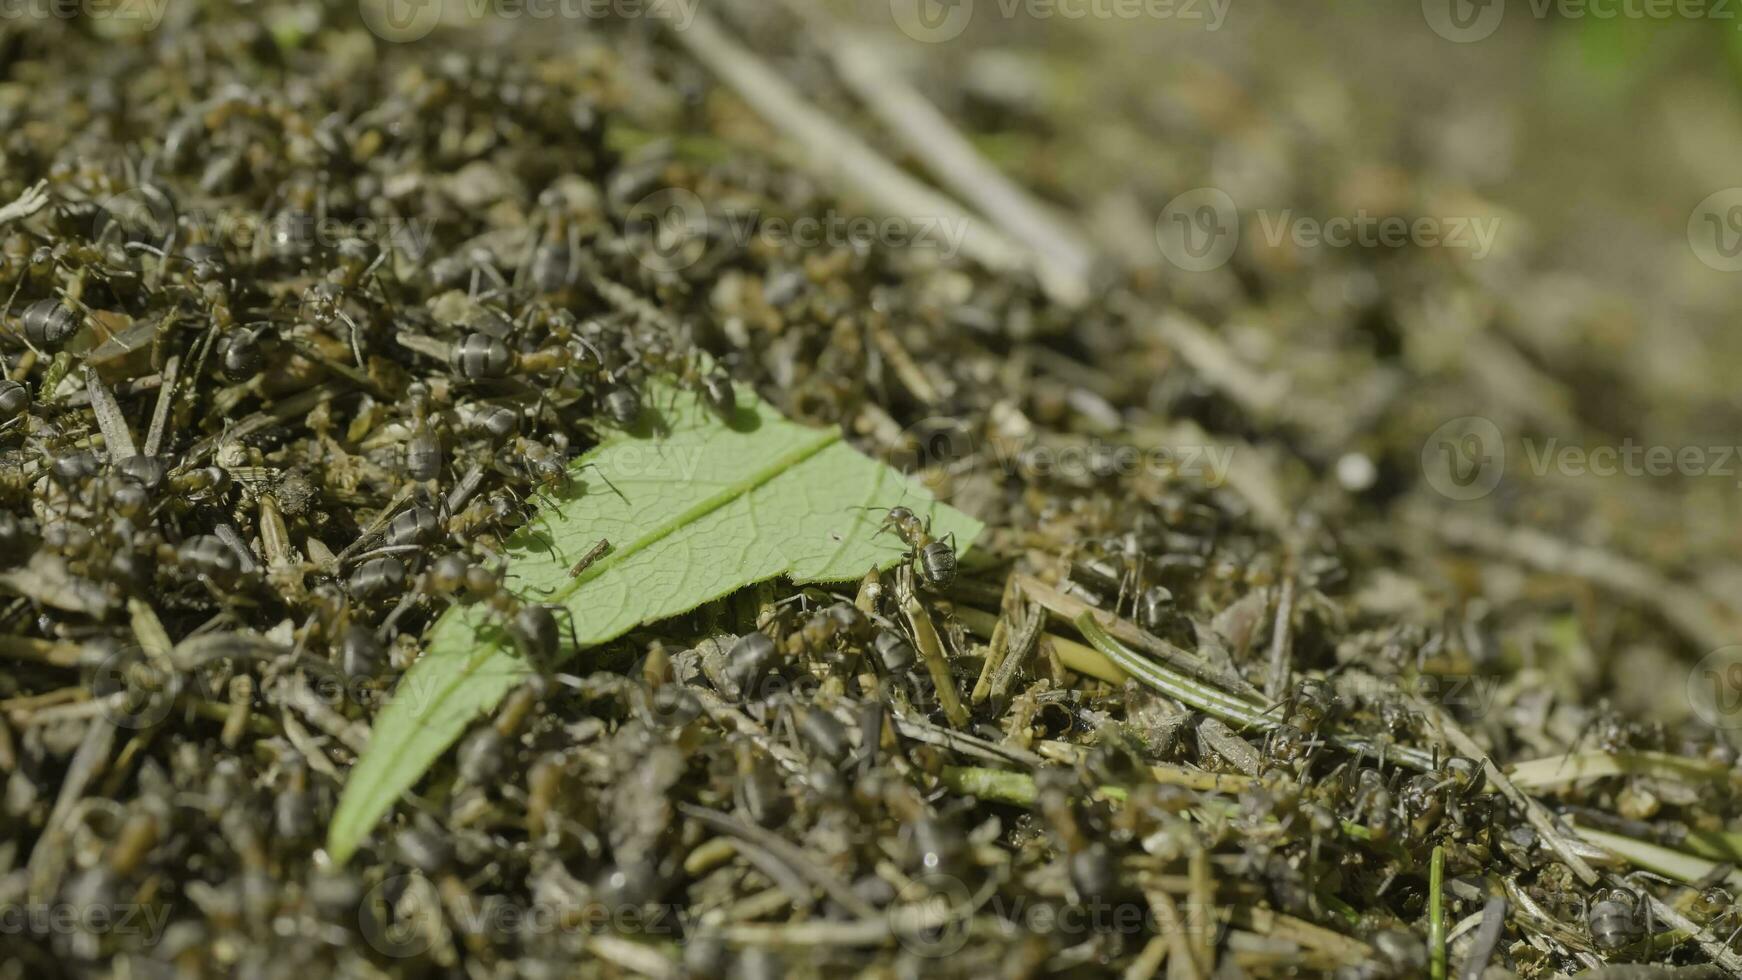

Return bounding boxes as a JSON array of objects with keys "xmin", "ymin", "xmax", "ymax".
[{"xmin": 802, "ymin": 0, "xmax": 1742, "ymax": 722}]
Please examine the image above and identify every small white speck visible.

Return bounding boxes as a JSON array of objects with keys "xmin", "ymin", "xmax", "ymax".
[{"xmin": 1336, "ymin": 452, "xmax": 1377, "ymax": 492}]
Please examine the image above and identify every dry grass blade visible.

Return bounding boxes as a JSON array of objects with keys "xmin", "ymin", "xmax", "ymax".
[
  {"xmin": 1019, "ymin": 573, "xmax": 1260, "ymax": 696},
  {"xmin": 786, "ymin": 4, "xmax": 1096, "ymax": 305},
  {"xmin": 1081, "ymin": 615, "xmax": 1438, "ymax": 771},
  {"xmin": 669, "ymin": 11, "xmax": 1040, "ymax": 292}
]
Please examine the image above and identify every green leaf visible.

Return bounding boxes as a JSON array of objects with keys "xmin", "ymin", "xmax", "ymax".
[{"xmin": 326, "ymin": 381, "xmax": 982, "ymax": 864}]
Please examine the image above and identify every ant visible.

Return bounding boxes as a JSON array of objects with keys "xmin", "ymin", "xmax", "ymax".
[
  {"xmin": 418, "ymin": 552, "xmax": 580, "ymax": 669},
  {"xmin": 868, "ymin": 505, "xmax": 956, "ymax": 589}
]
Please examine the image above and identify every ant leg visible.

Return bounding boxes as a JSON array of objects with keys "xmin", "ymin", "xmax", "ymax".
[
  {"xmin": 480, "ymin": 262, "xmax": 511, "ymax": 299},
  {"xmin": 511, "ymin": 227, "xmax": 537, "ymax": 295},
  {"xmin": 572, "ymin": 333, "xmax": 603, "ymax": 366},
  {"xmin": 527, "ymin": 486, "xmax": 561, "ymax": 513},
  {"xmin": 380, "ymin": 588, "xmax": 418, "ymax": 635},
  {"xmin": 660, "ymin": 370, "xmax": 682, "ymax": 420},
  {"xmin": 552, "ymin": 604, "xmax": 582, "ymax": 659},
  {"xmin": 335, "ymin": 309, "xmax": 365, "ymax": 367},
  {"xmin": 3, "ymin": 267, "xmax": 27, "ymax": 324},
  {"xmin": 851, "ymin": 699, "xmax": 883, "ymax": 776},
  {"xmin": 566, "ymin": 222, "xmax": 581, "ymax": 290},
  {"xmin": 149, "ymin": 224, "xmax": 179, "ymax": 296},
  {"xmin": 849, "ymin": 504, "xmax": 896, "ymax": 538},
  {"xmin": 361, "ymin": 248, "xmax": 398, "ymax": 314}
]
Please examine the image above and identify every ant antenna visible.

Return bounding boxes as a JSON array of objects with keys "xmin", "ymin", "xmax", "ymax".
[{"xmin": 574, "ymin": 461, "xmax": 626, "ymax": 503}]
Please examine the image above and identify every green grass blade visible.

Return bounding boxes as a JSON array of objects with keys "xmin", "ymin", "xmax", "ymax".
[{"xmin": 1429, "ymin": 845, "xmax": 1446, "ymax": 980}]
